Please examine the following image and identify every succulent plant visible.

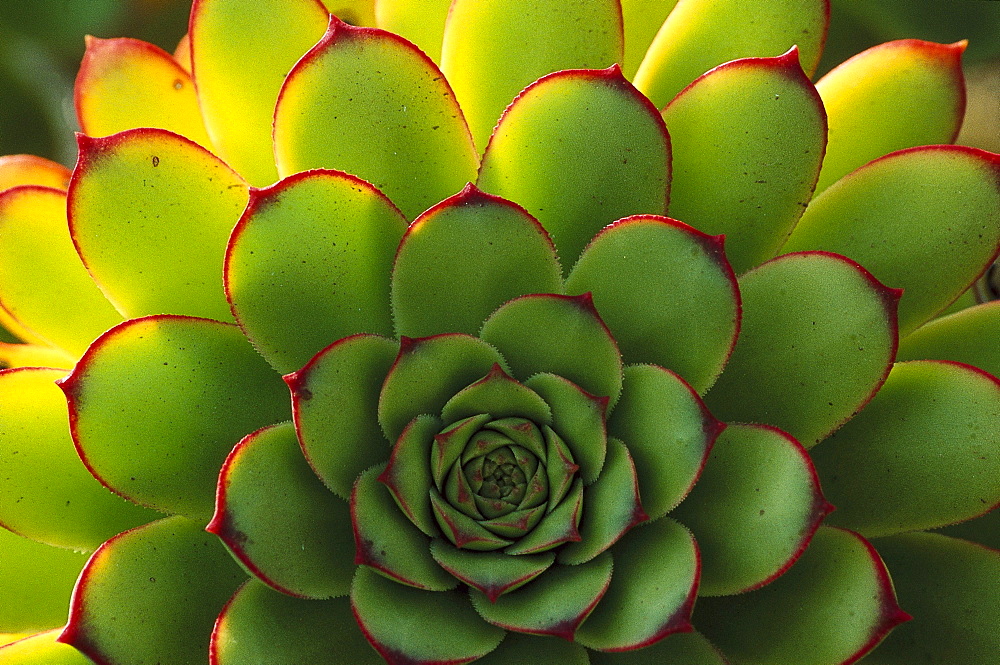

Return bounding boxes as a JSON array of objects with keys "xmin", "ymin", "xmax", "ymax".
[{"xmin": 1, "ymin": 1, "xmax": 999, "ymax": 664}]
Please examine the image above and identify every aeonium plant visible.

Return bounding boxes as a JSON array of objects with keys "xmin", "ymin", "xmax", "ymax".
[{"xmin": 1, "ymin": 0, "xmax": 999, "ymax": 664}]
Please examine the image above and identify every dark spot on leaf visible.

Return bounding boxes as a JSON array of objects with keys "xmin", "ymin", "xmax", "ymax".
[
  {"xmin": 151, "ymin": 156, "xmax": 160, "ymax": 167},
  {"xmin": 297, "ymin": 387, "xmax": 313, "ymax": 401}
]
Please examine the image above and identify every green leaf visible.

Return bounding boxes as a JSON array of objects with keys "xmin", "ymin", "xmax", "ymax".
[
  {"xmin": 0, "ymin": 630, "xmax": 95, "ymax": 665},
  {"xmin": 441, "ymin": 0, "xmax": 624, "ymax": 150},
  {"xmin": 60, "ymin": 316, "xmax": 291, "ymax": 519},
  {"xmin": 587, "ymin": 631, "xmax": 727, "ymax": 665},
  {"xmin": 633, "ymin": 0, "xmax": 828, "ymax": 109},
  {"xmin": 227, "ymin": 170, "xmax": 406, "ymax": 373},
  {"xmin": 471, "ymin": 552, "xmax": 613, "ymax": 640},
  {"xmin": 782, "ymin": 146, "xmax": 1000, "ymax": 335},
  {"xmin": 432, "ymin": 414, "xmax": 495, "ymax": 490},
  {"xmin": 378, "ymin": 334, "xmax": 505, "ymax": 442},
  {"xmin": 0, "ymin": 367, "xmax": 157, "ymax": 552},
  {"xmin": 696, "ymin": 527, "xmax": 910, "ymax": 665},
  {"xmin": 288, "ymin": 334, "xmax": 398, "ymax": 500},
  {"xmin": 70, "ymin": 129, "xmax": 248, "ymax": 323},
  {"xmin": 208, "ymin": 422, "xmax": 354, "ymax": 599},
  {"xmin": 706, "ymin": 252, "xmax": 899, "ymax": 448},
  {"xmin": 608, "ymin": 364, "xmax": 724, "ymax": 521},
  {"xmin": 558, "ymin": 439, "xmax": 646, "ymax": 565},
  {"xmin": 380, "ymin": 414, "xmax": 443, "ymax": 538},
  {"xmin": 503, "ymin": 479, "xmax": 583, "ymax": 556},
  {"xmin": 936, "ymin": 506, "xmax": 1000, "ymax": 551},
  {"xmin": 897, "ymin": 301, "xmax": 1000, "ymax": 380},
  {"xmin": 812, "ymin": 360, "xmax": 1000, "ymax": 538},
  {"xmin": 662, "ymin": 49, "xmax": 826, "ymax": 274},
  {"xmin": 190, "ymin": 0, "xmax": 329, "ymax": 185},
  {"xmin": 0, "ymin": 155, "xmax": 70, "ymax": 193},
  {"xmin": 477, "ymin": 66, "xmax": 670, "ymax": 270},
  {"xmin": 524, "ymin": 373, "xmax": 608, "ymax": 485},
  {"xmin": 373, "ymin": 0, "xmax": 452, "ymax": 62},
  {"xmin": 430, "ymin": 540, "xmax": 555, "ymax": 602},
  {"xmin": 351, "ymin": 566, "xmax": 504, "ymax": 663},
  {"xmin": 441, "ymin": 365, "xmax": 552, "ymax": 428},
  {"xmin": 862, "ymin": 532, "xmax": 1000, "ymax": 664},
  {"xmin": 59, "ymin": 516, "xmax": 246, "ymax": 665},
  {"xmin": 391, "ymin": 186, "xmax": 562, "ymax": 339},
  {"xmin": 74, "ymin": 37, "xmax": 211, "ymax": 146},
  {"xmin": 564, "ymin": 216, "xmax": 739, "ymax": 393},
  {"xmin": 815, "ymin": 40, "xmax": 967, "ymax": 194},
  {"xmin": 212, "ymin": 580, "xmax": 382, "ymax": 665},
  {"xmin": 480, "ymin": 294, "xmax": 623, "ymax": 407},
  {"xmin": 671, "ymin": 423, "xmax": 832, "ymax": 596},
  {"xmin": 274, "ymin": 18, "xmax": 478, "ymax": 220},
  {"xmin": 353, "ymin": 466, "xmax": 457, "ymax": 590},
  {"xmin": 0, "ymin": 186, "xmax": 121, "ymax": 358},
  {"xmin": 620, "ymin": 0, "xmax": 678, "ymax": 79},
  {"xmin": 475, "ymin": 632, "xmax": 589, "ymax": 665},
  {"xmin": 429, "ymin": 488, "xmax": 513, "ymax": 551},
  {"xmin": 0, "ymin": 527, "xmax": 87, "ymax": 634},
  {"xmin": 576, "ymin": 517, "xmax": 698, "ymax": 651}
]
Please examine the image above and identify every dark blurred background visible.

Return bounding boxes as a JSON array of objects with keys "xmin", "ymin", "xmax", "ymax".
[{"xmin": 0, "ymin": 0, "xmax": 997, "ymax": 166}]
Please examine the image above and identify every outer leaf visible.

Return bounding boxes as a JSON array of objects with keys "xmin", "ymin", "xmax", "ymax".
[
  {"xmin": 662, "ymin": 49, "xmax": 826, "ymax": 274},
  {"xmin": 208, "ymin": 422, "xmax": 354, "ymax": 599},
  {"xmin": 441, "ymin": 0, "xmax": 624, "ymax": 150},
  {"xmin": 480, "ymin": 294, "xmax": 623, "ymax": 407},
  {"xmin": 226, "ymin": 170, "xmax": 406, "ymax": 373},
  {"xmin": 937, "ymin": 507, "xmax": 1000, "ymax": 551},
  {"xmin": 378, "ymin": 334, "xmax": 505, "ymax": 442},
  {"xmin": 862, "ymin": 532, "xmax": 1000, "ymax": 664},
  {"xmin": 374, "ymin": 0, "xmax": 452, "ymax": 62},
  {"xmin": 352, "ymin": 566, "xmax": 504, "ymax": 664},
  {"xmin": 441, "ymin": 364, "xmax": 551, "ymax": 426},
  {"xmin": 706, "ymin": 252, "xmax": 899, "ymax": 448},
  {"xmin": 811, "ymin": 360, "xmax": 1000, "ymax": 538},
  {"xmin": 897, "ymin": 300, "xmax": 1000, "ymax": 379},
  {"xmin": 0, "ymin": 630, "xmax": 94, "ymax": 665},
  {"xmin": 322, "ymin": 0, "xmax": 376, "ymax": 25},
  {"xmin": 815, "ymin": 40, "xmax": 966, "ymax": 194},
  {"xmin": 696, "ymin": 527, "xmax": 910, "ymax": 665},
  {"xmin": 0, "ymin": 186, "xmax": 121, "ymax": 357},
  {"xmin": 0, "ymin": 155, "xmax": 70, "ymax": 192},
  {"xmin": 608, "ymin": 364, "xmax": 724, "ymax": 520},
  {"xmin": 288, "ymin": 334, "xmax": 398, "ymax": 499},
  {"xmin": 587, "ymin": 631, "xmax": 727, "ymax": 665},
  {"xmin": 430, "ymin": 540, "xmax": 555, "ymax": 602},
  {"xmin": 0, "ymin": 368, "xmax": 157, "ymax": 552},
  {"xmin": 391, "ymin": 186, "xmax": 562, "ymax": 338},
  {"xmin": 0, "ymin": 342, "xmax": 74, "ymax": 370},
  {"xmin": 471, "ymin": 552, "xmax": 613, "ymax": 640},
  {"xmin": 274, "ymin": 17, "xmax": 478, "ymax": 220},
  {"xmin": 0, "ymin": 527, "xmax": 87, "ymax": 635},
  {"xmin": 476, "ymin": 632, "xmax": 589, "ymax": 665},
  {"xmin": 59, "ymin": 316, "xmax": 291, "ymax": 519},
  {"xmin": 59, "ymin": 516, "xmax": 246, "ymax": 665},
  {"xmin": 190, "ymin": 0, "xmax": 329, "ymax": 185},
  {"xmin": 565, "ymin": 216, "xmax": 739, "ymax": 393},
  {"xmin": 620, "ymin": 0, "xmax": 679, "ymax": 79},
  {"xmin": 69, "ymin": 129, "xmax": 248, "ymax": 323},
  {"xmin": 671, "ymin": 424, "xmax": 833, "ymax": 596},
  {"xmin": 211, "ymin": 580, "xmax": 382, "ymax": 665},
  {"xmin": 633, "ymin": 0, "xmax": 828, "ymax": 109},
  {"xmin": 576, "ymin": 518, "xmax": 698, "ymax": 651},
  {"xmin": 477, "ymin": 66, "xmax": 670, "ymax": 269},
  {"xmin": 782, "ymin": 146, "xmax": 1000, "ymax": 335},
  {"xmin": 74, "ymin": 37, "xmax": 211, "ymax": 145},
  {"xmin": 380, "ymin": 414, "xmax": 444, "ymax": 537}
]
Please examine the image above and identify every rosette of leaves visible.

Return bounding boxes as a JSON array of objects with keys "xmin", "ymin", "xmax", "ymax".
[{"xmin": 1, "ymin": 1, "xmax": 1000, "ymax": 664}]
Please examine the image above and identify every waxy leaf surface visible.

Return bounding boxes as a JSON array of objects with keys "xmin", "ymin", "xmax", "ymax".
[
  {"xmin": 663, "ymin": 49, "xmax": 826, "ymax": 274},
  {"xmin": 274, "ymin": 18, "xmax": 478, "ymax": 220},
  {"xmin": 0, "ymin": 155, "xmax": 70, "ymax": 192},
  {"xmin": 74, "ymin": 37, "xmax": 211, "ymax": 145},
  {"xmin": 897, "ymin": 301, "xmax": 1000, "ymax": 379},
  {"xmin": 190, "ymin": 0, "xmax": 329, "ymax": 185},
  {"xmin": 633, "ymin": 0, "xmax": 828, "ymax": 109},
  {"xmin": 0, "ymin": 187, "xmax": 121, "ymax": 357},
  {"xmin": 0, "ymin": 368, "xmax": 156, "ymax": 552},
  {"xmin": 70, "ymin": 129, "xmax": 248, "ymax": 323},
  {"xmin": 227, "ymin": 170, "xmax": 406, "ymax": 373},
  {"xmin": 209, "ymin": 422, "xmax": 354, "ymax": 599},
  {"xmin": 475, "ymin": 632, "xmax": 589, "ymax": 665},
  {"xmin": 783, "ymin": 146, "xmax": 1000, "ymax": 335},
  {"xmin": 391, "ymin": 186, "xmax": 562, "ymax": 339},
  {"xmin": 0, "ymin": 630, "xmax": 94, "ymax": 665},
  {"xmin": 60, "ymin": 516, "xmax": 246, "ymax": 665},
  {"xmin": 374, "ymin": 0, "xmax": 451, "ymax": 62},
  {"xmin": 706, "ymin": 252, "xmax": 898, "ymax": 448},
  {"xmin": 565, "ymin": 216, "xmax": 738, "ymax": 393},
  {"xmin": 61, "ymin": 316, "xmax": 291, "ymax": 519},
  {"xmin": 620, "ymin": 0, "xmax": 679, "ymax": 78},
  {"xmin": 479, "ymin": 67, "xmax": 669, "ymax": 270},
  {"xmin": 587, "ymin": 631, "xmax": 726, "ymax": 665},
  {"xmin": 815, "ymin": 39, "xmax": 966, "ymax": 194},
  {"xmin": 812, "ymin": 360, "xmax": 1000, "ymax": 537},
  {"xmin": 441, "ymin": 0, "xmax": 624, "ymax": 150}
]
